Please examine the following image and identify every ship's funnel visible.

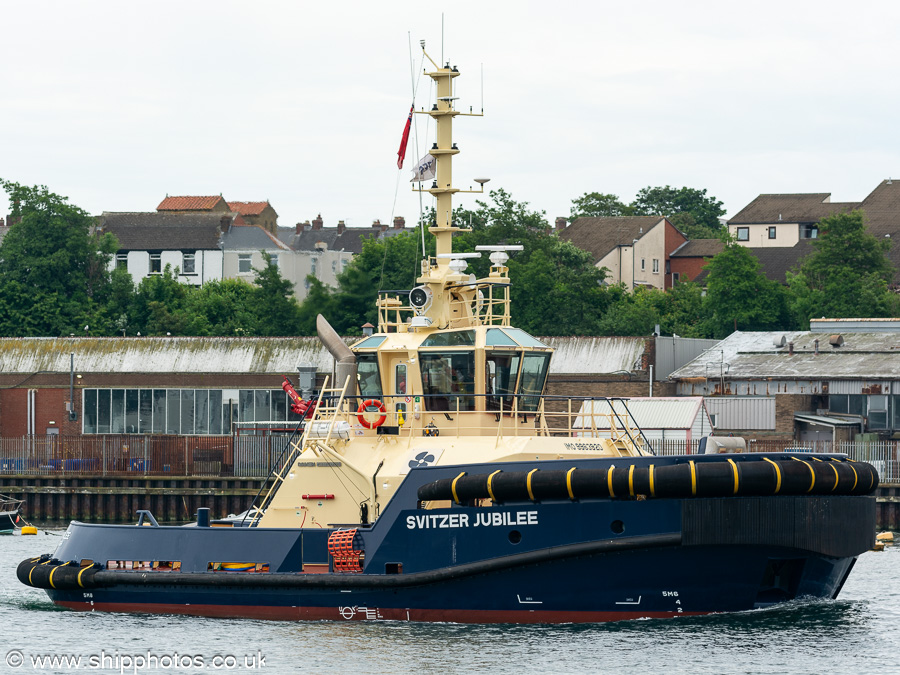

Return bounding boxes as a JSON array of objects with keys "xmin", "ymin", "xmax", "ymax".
[{"xmin": 316, "ymin": 314, "xmax": 358, "ymax": 396}]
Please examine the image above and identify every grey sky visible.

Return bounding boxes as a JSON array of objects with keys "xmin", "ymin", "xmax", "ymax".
[{"xmin": 2, "ymin": 1, "xmax": 898, "ymax": 232}]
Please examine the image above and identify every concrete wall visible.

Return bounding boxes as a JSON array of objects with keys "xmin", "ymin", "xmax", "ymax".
[{"xmin": 729, "ymin": 222, "xmax": 799, "ymax": 248}]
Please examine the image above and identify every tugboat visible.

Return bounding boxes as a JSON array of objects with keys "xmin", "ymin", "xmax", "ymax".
[{"xmin": 19, "ymin": 46, "xmax": 878, "ymax": 623}]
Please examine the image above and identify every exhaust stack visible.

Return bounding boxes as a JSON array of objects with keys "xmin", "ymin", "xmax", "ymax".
[{"xmin": 316, "ymin": 314, "xmax": 358, "ymax": 394}]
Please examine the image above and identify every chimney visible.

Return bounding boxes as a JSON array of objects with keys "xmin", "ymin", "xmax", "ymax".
[
  {"xmin": 219, "ymin": 215, "xmax": 232, "ymax": 233},
  {"xmin": 295, "ymin": 220, "xmax": 311, "ymax": 234},
  {"xmin": 555, "ymin": 216, "xmax": 567, "ymax": 230},
  {"xmin": 312, "ymin": 214, "xmax": 324, "ymax": 230},
  {"xmin": 0, "ymin": 218, "xmax": 5, "ymax": 227},
  {"xmin": 814, "ymin": 338, "xmax": 819, "ymax": 355},
  {"xmin": 372, "ymin": 219, "xmax": 382, "ymax": 229},
  {"xmin": 393, "ymin": 216, "xmax": 406, "ymax": 229},
  {"xmin": 337, "ymin": 220, "xmax": 346, "ymax": 235},
  {"xmin": 788, "ymin": 341, "xmax": 794, "ymax": 356}
]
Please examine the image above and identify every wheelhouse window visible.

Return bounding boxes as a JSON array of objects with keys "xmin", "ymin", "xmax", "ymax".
[
  {"xmin": 518, "ymin": 352, "xmax": 551, "ymax": 412},
  {"xmin": 182, "ymin": 252, "xmax": 196, "ymax": 274},
  {"xmin": 395, "ymin": 364, "xmax": 407, "ymax": 395},
  {"xmin": 486, "ymin": 351, "xmax": 521, "ymax": 411},
  {"xmin": 356, "ymin": 353, "xmax": 382, "ymax": 398},
  {"xmin": 420, "ymin": 351, "xmax": 475, "ymax": 411},
  {"xmin": 149, "ymin": 253, "xmax": 162, "ymax": 274},
  {"xmin": 736, "ymin": 227, "xmax": 749, "ymax": 241}
]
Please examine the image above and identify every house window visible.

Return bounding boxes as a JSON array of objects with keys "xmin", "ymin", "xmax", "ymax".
[
  {"xmin": 652, "ymin": 259, "xmax": 659, "ymax": 274},
  {"xmin": 238, "ymin": 254, "xmax": 252, "ymax": 273},
  {"xmin": 332, "ymin": 261, "xmax": 337, "ymax": 274},
  {"xmin": 768, "ymin": 226, "xmax": 777, "ymax": 239},
  {"xmin": 869, "ymin": 395, "xmax": 889, "ymax": 430},
  {"xmin": 269, "ymin": 254, "xmax": 279, "ymax": 269},
  {"xmin": 182, "ymin": 253, "xmax": 196, "ymax": 275},
  {"xmin": 149, "ymin": 253, "xmax": 161, "ymax": 274},
  {"xmin": 311, "ymin": 258, "xmax": 318, "ymax": 277},
  {"xmin": 116, "ymin": 253, "xmax": 128, "ymax": 270},
  {"xmin": 800, "ymin": 223, "xmax": 818, "ymax": 239},
  {"xmin": 640, "ymin": 258, "xmax": 645, "ymax": 271},
  {"xmin": 672, "ymin": 272, "xmax": 680, "ymax": 283},
  {"xmin": 736, "ymin": 227, "xmax": 749, "ymax": 241}
]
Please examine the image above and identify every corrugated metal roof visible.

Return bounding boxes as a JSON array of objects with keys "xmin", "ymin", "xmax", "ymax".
[
  {"xmin": 0, "ymin": 337, "xmax": 343, "ymax": 374},
  {"xmin": 575, "ymin": 397, "xmax": 705, "ymax": 430},
  {"xmin": 669, "ymin": 331, "xmax": 900, "ymax": 380},
  {"xmin": 545, "ymin": 336, "xmax": 646, "ymax": 374}
]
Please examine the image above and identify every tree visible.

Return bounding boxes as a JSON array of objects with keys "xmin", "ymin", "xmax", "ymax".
[
  {"xmin": 569, "ymin": 192, "xmax": 631, "ymax": 220},
  {"xmin": 182, "ymin": 278, "xmax": 259, "ymax": 336},
  {"xmin": 788, "ymin": 210, "xmax": 900, "ymax": 325},
  {"xmin": 702, "ymin": 239, "xmax": 792, "ymax": 338},
  {"xmin": 252, "ymin": 252, "xmax": 301, "ymax": 336},
  {"xmin": 0, "ymin": 180, "xmax": 117, "ymax": 336},
  {"xmin": 631, "ymin": 185, "xmax": 726, "ymax": 239}
]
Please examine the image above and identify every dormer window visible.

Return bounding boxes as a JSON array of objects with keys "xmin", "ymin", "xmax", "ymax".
[{"xmin": 800, "ymin": 223, "xmax": 818, "ymax": 239}]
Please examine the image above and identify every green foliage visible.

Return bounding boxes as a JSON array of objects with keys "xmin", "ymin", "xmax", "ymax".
[
  {"xmin": 631, "ymin": 185, "xmax": 726, "ymax": 239},
  {"xmin": 251, "ymin": 252, "xmax": 301, "ymax": 336},
  {"xmin": 787, "ymin": 211, "xmax": 900, "ymax": 325},
  {"xmin": 569, "ymin": 192, "xmax": 631, "ymax": 220},
  {"xmin": 0, "ymin": 180, "xmax": 116, "ymax": 336},
  {"xmin": 702, "ymin": 240, "xmax": 792, "ymax": 338},
  {"xmin": 181, "ymin": 279, "xmax": 259, "ymax": 336}
]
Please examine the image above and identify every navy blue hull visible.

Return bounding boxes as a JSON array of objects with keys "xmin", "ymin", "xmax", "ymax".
[
  {"xmin": 47, "ymin": 543, "xmax": 857, "ymax": 622},
  {"xmin": 28, "ymin": 455, "xmax": 877, "ymax": 624}
]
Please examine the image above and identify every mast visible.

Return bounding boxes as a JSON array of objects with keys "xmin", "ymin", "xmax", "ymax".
[{"xmin": 421, "ymin": 48, "xmax": 462, "ymax": 259}]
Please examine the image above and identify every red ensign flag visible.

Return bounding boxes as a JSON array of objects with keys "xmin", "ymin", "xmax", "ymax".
[{"xmin": 397, "ymin": 105, "xmax": 413, "ymax": 169}]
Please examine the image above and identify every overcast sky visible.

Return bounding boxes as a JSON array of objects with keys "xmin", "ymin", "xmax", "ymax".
[{"xmin": 2, "ymin": 1, "xmax": 899, "ymax": 232}]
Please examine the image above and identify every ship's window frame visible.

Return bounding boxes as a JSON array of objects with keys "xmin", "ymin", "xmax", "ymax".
[
  {"xmin": 485, "ymin": 350, "xmax": 522, "ymax": 411},
  {"xmin": 421, "ymin": 330, "xmax": 476, "ymax": 348},
  {"xmin": 419, "ymin": 350, "xmax": 476, "ymax": 412},
  {"xmin": 395, "ymin": 363, "xmax": 407, "ymax": 395},
  {"xmin": 518, "ymin": 352, "xmax": 552, "ymax": 412},
  {"xmin": 353, "ymin": 336, "xmax": 387, "ymax": 350},
  {"xmin": 356, "ymin": 353, "xmax": 383, "ymax": 398},
  {"xmin": 486, "ymin": 328, "xmax": 518, "ymax": 347},
  {"xmin": 503, "ymin": 328, "xmax": 549, "ymax": 349}
]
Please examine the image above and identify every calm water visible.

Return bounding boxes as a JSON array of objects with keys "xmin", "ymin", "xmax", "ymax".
[{"xmin": 1, "ymin": 530, "xmax": 898, "ymax": 675}]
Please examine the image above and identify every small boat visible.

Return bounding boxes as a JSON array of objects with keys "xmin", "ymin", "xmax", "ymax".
[
  {"xmin": 18, "ymin": 43, "xmax": 879, "ymax": 623},
  {"xmin": 0, "ymin": 494, "xmax": 24, "ymax": 534}
]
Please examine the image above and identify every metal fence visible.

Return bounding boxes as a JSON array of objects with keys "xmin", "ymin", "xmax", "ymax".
[
  {"xmin": 0, "ymin": 434, "xmax": 297, "ymax": 478},
  {"xmin": 0, "ymin": 434, "xmax": 897, "ymax": 482}
]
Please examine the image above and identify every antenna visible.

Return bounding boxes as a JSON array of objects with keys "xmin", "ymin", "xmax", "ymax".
[{"xmin": 475, "ymin": 244, "xmax": 523, "ymax": 267}]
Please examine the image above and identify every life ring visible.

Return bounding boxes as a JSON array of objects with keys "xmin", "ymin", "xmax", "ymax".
[{"xmin": 357, "ymin": 399, "xmax": 387, "ymax": 429}]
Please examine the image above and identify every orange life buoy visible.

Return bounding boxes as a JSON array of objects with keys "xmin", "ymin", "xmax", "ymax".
[{"xmin": 357, "ymin": 399, "xmax": 387, "ymax": 429}]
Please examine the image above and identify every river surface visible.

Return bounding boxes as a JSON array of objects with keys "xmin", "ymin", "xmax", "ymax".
[{"xmin": 1, "ymin": 530, "xmax": 898, "ymax": 675}]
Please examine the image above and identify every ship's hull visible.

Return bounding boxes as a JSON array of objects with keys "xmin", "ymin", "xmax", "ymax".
[
  {"xmin": 20, "ymin": 455, "xmax": 878, "ymax": 624},
  {"xmin": 45, "ymin": 542, "xmax": 858, "ymax": 623}
]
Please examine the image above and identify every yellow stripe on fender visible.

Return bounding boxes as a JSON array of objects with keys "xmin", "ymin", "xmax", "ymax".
[
  {"xmin": 848, "ymin": 462, "xmax": 858, "ymax": 492},
  {"xmin": 828, "ymin": 461, "xmax": 839, "ymax": 491},
  {"xmin": 791, "ymin": 457, "xmax": 816, "ymax": 492},
  {"xmin": 649, "ymin": 464, "xmax": 655, "ymax": 497},
  {"xmin": 628, "ymin": 465, "xmax": 636, "ymax": 497},
  {"xmin": 526, "ymin": 469, "xmax": 539, "ymax": 501},
  {"xmin": 607, "ymin": 465, "xmax": 616, "ymax": 497},
  {"xmin": 77, "ymin": 566, "xmax": 91, "ymax": 589},
  {"xmin": 566, "ymin": 467, "xmax": 576, "ymax": 500},
  {"xmin": 451, "ymin": 471, "xmax": 466, "ymax": 505},
  {"xmin": 763, "ymin": 457, "xmax": 782, "ymax": 493},
  {"xmin": 727, "ymin": 458, "xmax": 739, "ymax": 495},
  {"xmin": 486, "ymin": 470, "xmax": 501, "ymax": 502},
  {"xmin": 689, "ymin": 461, "xmax": 697, "ymax": 497}
]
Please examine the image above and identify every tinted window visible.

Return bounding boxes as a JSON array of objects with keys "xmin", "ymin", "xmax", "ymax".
[
  {"xmin": 356, "ymin": 353, "xmax": 382, "ymax": 398},
  {"xmin": 518, "ymin": 353, "xmax": 551, "ymax": 411},
  {"xmin": 486, "ymin": 352, "xmax": 521, "ymax": 411},
  {"xmin": 421, "ymin": 330, "xmax": 476, "ymax": 347},
  {"xmin": 420, "ymin": 351, "xmax": 475, "ymax": 411}
]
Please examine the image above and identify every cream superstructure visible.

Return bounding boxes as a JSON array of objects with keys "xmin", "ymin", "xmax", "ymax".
[{"xmin": 256, "ymin": 48, "xmax": 648, "ymax": 529}]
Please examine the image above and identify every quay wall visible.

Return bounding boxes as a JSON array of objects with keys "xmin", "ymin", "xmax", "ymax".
[{"xmin": 0, "ymin": 475, "xmax": 270, "ymax": 525}]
